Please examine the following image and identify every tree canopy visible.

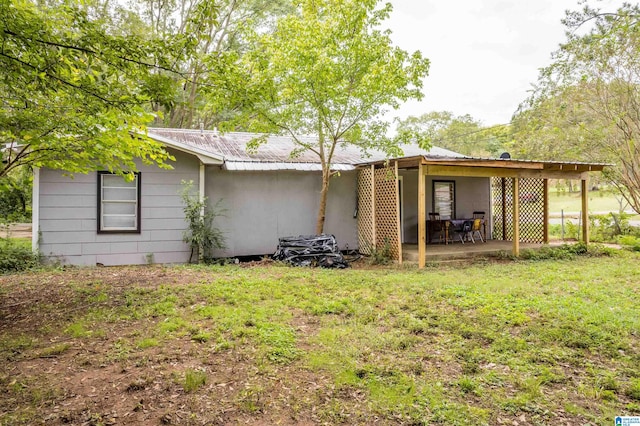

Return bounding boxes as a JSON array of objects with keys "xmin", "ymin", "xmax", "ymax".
[
  {"xmin": 0, "ymin": 0, "xmax": 177, "ymax": 178},
  {"xmin": 396, "ymin": 111, "xmax": 510, "ymax": 157},
  {"xmin": 512, "ymin": 3, "xmax": 640, "ymax": 212},
  {"xmin": 223, "ymin": 0, "xmax": 430, "ymax": 233}
]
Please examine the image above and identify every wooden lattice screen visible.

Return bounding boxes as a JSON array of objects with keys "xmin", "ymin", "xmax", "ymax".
[
  {"xmin": 357, "ymin": 168, "xmax": 374, "ymax": 255},
  {"xmin": 491, "ymin": 177, "xmax": 545, "ymax": 243},
  {"xmin": 357, "ymin": 165, "xmax": 401, "ymax": 261}
]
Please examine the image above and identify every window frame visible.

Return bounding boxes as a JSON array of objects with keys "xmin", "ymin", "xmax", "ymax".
[
  {"xmin": 432, "ymin": 180, "xmax": 456, "ymax": 219},
  {"xmin": 97, "ymin": 171, "xmax": 141, "ymax": 234}
]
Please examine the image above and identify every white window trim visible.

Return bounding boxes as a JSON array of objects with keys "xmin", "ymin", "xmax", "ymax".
[{"xmin": 97, "ymin": 172, "xmax": 141, "ymax": 233}]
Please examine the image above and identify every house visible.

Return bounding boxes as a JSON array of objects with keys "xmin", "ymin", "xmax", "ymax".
[{"xmin": 32, "ymin": 128, "xmax": 607, "ymax": 267}]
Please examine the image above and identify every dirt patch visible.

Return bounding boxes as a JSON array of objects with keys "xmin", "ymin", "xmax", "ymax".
[
  {"xmin": 1, "ymin": 223, "xmax": 31, "ymax": 239},
  {"xmin": 0, "ymin": 266, "xmax": 375, "ymax": 425}
]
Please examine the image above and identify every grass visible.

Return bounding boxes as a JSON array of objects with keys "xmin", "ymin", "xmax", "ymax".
[
  {"xmin": 1, "ymin": 255, "xmax": 639, "ymax": 424},
  {"xmin": 548, "ymin": 189, "xmax": 632, "ymax": 215}
]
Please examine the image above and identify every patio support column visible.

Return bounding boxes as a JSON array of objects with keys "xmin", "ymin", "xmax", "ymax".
[
  {"xmin": 512, "ymin": 177, "xmax": 520, "ymax": 256},
  {"xmin": 543, "ymin": 178, "xmax": 549, "ymax": 244},
  {"xmin": 418, "ymin": 163, "xmax": 426, "ymax": 268},
  {"xmin": 199, "ymin": 162, "xmax": 206, "ymax": 263},
  {"xmin": 581, "ymin": 177, "xmax": 589, "ymax": 245},
  {"xmin": 501, "ymin": 178, "xmax": 507, "ymax": 240},
  {"xmin": 395, "ymin": 161, "xmax": 403, "ymax": 264},
  {"xmin": 371, "ymin": 164, "xmax": 376, "ymax": 249}
]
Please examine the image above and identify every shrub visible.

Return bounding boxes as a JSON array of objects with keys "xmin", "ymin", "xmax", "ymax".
[
  {"xmin": 618, "ymin": 235, "xmax": 640, "ymax": 252},
  {"xmin": 519, "ymin": 242, "xmax": 613, "ymax": 261},
  {"xmin": 369, "ymin": 239, "xmax": 393, "ymax": 265},
  {"xmin": 180, "ymin": 181, "xmax": 226, "ymax": 263},
  {"xmin": 0, "ymin": 238, "xmax": 40, "ymax": 273}
]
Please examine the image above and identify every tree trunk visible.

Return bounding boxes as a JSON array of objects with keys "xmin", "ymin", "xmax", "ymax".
[{"xmin": 316, "ymin": 170, "xmax": 330, "ymax": 234}]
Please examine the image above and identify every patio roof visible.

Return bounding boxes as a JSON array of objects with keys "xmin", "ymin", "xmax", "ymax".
[{"xmin": 357, "ymin": 154, "xmax": 610, "ymax": 180}]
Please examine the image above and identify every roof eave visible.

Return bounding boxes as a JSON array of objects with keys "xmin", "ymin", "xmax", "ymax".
[{"xmin": 145, "ymin": 131, "xmax": 225, "ymax": 165}]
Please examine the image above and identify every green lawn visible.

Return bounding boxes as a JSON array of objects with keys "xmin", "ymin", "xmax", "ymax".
[
  {"xmin": 548, "ymin": 190, "xmax": 629, "ymax": 214},
  {"xmin": 1, "ymin": 254, "xmax": 639, "ymax": 425}
]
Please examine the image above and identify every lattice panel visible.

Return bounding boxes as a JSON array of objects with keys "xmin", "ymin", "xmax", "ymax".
[
  {"xmin": 491, "ymin": 177, "xmax": 545, "ymax": 243},
  {"xmin": 374, "ymin": 166, "xmax": 401, "ymax": 261},
  {"xmin": 357, "ymin": 168, "xmax": 374, "ymax": 255}
]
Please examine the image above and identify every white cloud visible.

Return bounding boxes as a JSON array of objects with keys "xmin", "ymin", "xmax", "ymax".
[{"xmin": 384, "ymin": 0, "xmax": 627, "ymax": 126}]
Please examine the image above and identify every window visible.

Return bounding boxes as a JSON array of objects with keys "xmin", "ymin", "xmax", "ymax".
[
  {"xmin": 97, "ymin": 172, "xmax": 141, "ymax": 233},
  {"xmin": 433, "ymin": 180, "xmax": 455, "ymax": 219}
]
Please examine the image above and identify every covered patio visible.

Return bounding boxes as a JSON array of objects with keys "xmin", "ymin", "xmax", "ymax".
[{"xmin": 356, "ymin": 155, "xmax": 607, "ymax": 268}]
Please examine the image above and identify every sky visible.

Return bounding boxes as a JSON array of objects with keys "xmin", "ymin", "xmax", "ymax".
[{"xmin": 384, "ymin": 0, "xmax": 626, "ymax": 127}]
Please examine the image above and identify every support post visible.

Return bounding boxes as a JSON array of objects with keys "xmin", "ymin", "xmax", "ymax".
[
  {"xmin": 581, "ymin": 177, "xmax": 589, "ymax": 245},
  {"xmin": 395, "ymin": 161, "xmax": 403, "ymax": 264},
  {"xmin": 31, "ymin": 167, "xmax": 40, "ymax": 252},
  {"xmin": 418, "ymin": 163, "xmax": 426, "ymax": 268},
  {"xmin": 199, "ymin": 162, "xmax": 206, "ymax": 263},
  {"xmin": 512, "ymin": 177, "xmax": 520, "ymax": 256},
  {"xmin": 543, "ymin": 178, "xmax": 549, "ymax": 244},
  {"xmin": 501, "ymin": 178, "xmax": 507, "ymax": 240},
  {"xmin": 371, "ymin": 164, "xmax": 376, "ymax": 251}
]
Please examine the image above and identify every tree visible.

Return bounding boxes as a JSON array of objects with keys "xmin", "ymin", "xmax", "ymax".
[
  {"xmin": 129, "ymin": 0, "xmax": 293, "ymax": 129},
  {"xmin": 222, "ymin": 0, "xmax": 430, "ymax": 233},
  {"xmin": 396, "ymin": 111, "xmax": 511, "ymax": 157},
  {"xmin": 0, "ymin": 0, "xmax": 177, "ymax": 178},
  {"xmin": 512, "ymin": 3, "xmax": 640, "ymax": 213}
]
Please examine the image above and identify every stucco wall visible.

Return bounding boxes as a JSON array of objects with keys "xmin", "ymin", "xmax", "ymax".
[
  {"xmin": 38, "ymin": 149, "xmax": 199, "ymax": 266},
  {"xmin": 205, "ymin": 169, "xmax": 359, "ymax": 257},
  {"xmin": 399, "ymin": 170, "xmax": 492, "ymax": 244}
]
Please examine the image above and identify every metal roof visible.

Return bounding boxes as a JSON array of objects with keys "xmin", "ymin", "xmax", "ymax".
[{"xmin": 147, "ymin": 128, "xmax": 462, "ymax": 171}]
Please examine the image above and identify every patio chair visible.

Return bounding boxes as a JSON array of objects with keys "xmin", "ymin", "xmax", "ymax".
[
  {"xmin": 457, "ymin": 220, "xmax": 474, "ymax": 244},
  {"xmin": 471, "ymin": 218, "xmax": 484, "ymax": 243},
  {"xmin": 428, "ymin": 219, "xmax": 444, "ymax": 243}
]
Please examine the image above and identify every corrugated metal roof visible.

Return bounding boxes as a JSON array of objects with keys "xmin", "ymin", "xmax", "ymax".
[
  {"xmin": 223, "ymin": 162, "xmax": 355, "ymax": 171},
  {"xmin": 147, "ymin": 128, "xmax": 462, "ymax": 170}
]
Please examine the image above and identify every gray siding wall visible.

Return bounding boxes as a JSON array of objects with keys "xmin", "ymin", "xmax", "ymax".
[
  {"xmin": 38, "ymin": 149, "xmax": 199, "ymax": 265},
  {"xmin": 399, "ymin": 170, "xmax": 492, "ymax": 244},
  {"xmin": 205, "ymin": 169, "xmax": 358, "ymax": 257}
]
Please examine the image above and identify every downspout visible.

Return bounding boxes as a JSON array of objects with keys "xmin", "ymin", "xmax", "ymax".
[
  {"xmin": 199, "ymin": 162, "xmax": 205, "ymax": 263},
  {"xmin": 31, "ymin": 167, "xmax": 40, "ymax": 252}
]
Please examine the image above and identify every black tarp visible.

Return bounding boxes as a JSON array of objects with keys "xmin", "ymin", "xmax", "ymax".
[{"xmin": 273, "ymin": 234, "xmax": 349, "ymax": 268}]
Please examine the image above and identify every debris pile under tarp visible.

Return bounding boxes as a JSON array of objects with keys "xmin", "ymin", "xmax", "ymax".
[{"xmin": 273, "ymin": 234, "xmax": 349, "ymax": 268}]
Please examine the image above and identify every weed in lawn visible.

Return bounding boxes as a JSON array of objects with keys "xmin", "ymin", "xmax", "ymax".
[
  {"xmin": 626, "ymin": 378, "xmax": 640, "ymax": 401},
  {"xmin": 106, "ymin": 338, "xmax": 132, "ymax": 362},
  {"xmin": 257, "ymin": 324, "xmax": 302, "ymax": 364},
  {"xmin": 237, "ymin": 384, "xmax": 265, "ymax": 413},
  {"xmin": 0, "ymin": 334, "xmax": 35, "ymax": 360},
  {"xmin": 183, "ymin": 369, "xmax": 207, "ymax": 393},
  {"xmin": 136, "ymin": 337, "xmax": 159, "ymax": 349},
  {"xmin": 157, "ymin": 317, "xmax": 188, "ymax": 335},
  {"xmin": 64, "ymin": 321, "xmax": 92, "ymax": 338},
  {"xmin": 37, "ymin": 343, "xmax": 71, "ymax": 358},
  {"xmin": 457, "ymin": 376, "xmax": 481, "ymax": 395},
  {"xmin": 190, "ymin": 329, "xmax": 212, "ymax": 343}
]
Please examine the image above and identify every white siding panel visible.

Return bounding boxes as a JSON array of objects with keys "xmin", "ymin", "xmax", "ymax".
[
  {"xmin": 41, "ymin": 231, "xmax": 97, "ymax": 244},
  {"xmin": 40, "ymin": 182, "xmax": 95, "ymax": 195},
  {"xmin": 82, "ymin": 243, "xmax": 112, "ymax": 255},
  {"xmin": 38, "ymin": 149, "xmax": 198, "ymax": 265},
  {"xmin": 148, "ymin": 229, "xmax": 185, "ymax": 241},
  {"xmin": 40, "ymin": 207, "xmax": 95, "ymax": 220},
  {"xmin": 40, "ymin": 195, "xmax": 95, "ymax": 208},
  {"xmin": 143, "ymin": 218, "xmax": 187, "ymax": 230},
  {"xmin": 39, "ymin": 243, "xmax": 82, "ymax": 256},
  {"xmin": 96, "ymin": 253, "xmax": 148, "ymax": 266},
  {"xmin": 141, "ymin": 207, "xmax": 184, "ymax": 219},
  {"xmin": 206, "ymin": 168, "xmax": 358, "ymax": 257},
  {"xmin": 137, "ymin": 241, "xmax": 189, "ymax": 253}
]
